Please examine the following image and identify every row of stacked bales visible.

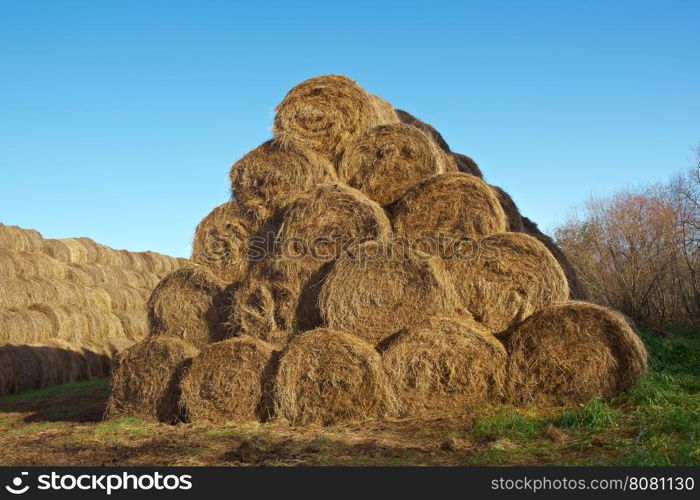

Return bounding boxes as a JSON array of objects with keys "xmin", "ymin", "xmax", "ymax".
[
  {"xmin": 0, "ymin": 223, "xmax": 186, "ymax": 395},
  {"xmin": 108, "ymin": 75, "xmax": 647, "ymax": 425}
]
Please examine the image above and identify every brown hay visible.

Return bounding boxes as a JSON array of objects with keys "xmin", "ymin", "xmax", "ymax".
[
  {"xmin": 96, "ymin": 284, "xmax": 144, "ymax": 310},
  {"xmin": 0, "ymin": 277, "xmax": 113, "ymax": 312},
  {"xmin": 106, "ymin": 336, "xmax": 199, "ymax": 422},
  {"xmin": 230, "ymin": 140, "xmax": 336, "ymax": 221},
  {"xmin": 0, "ymin": 224, "xmax": 44, "ymax": 253},
  {"xmin": 319, "ymin": 240, "xmax": 465, "ymax": 345},
  {"xmin": 491, "ymin": 185, "xmax": 525, "ymax": 232},
  {"xmin": 368, "ymin": 93, "xmax": 399, "ymax": 125},
  {"xmin": 338, "ymin": 123, "xmax": 454, "ymax": 206},
  {"xmin": 446, "ymin": 232, "xmax": 569, "ymax": 335},
  {"xmin": 191, "ymin": 201, "xmax": 257, "ymax": 283},
  {"xmin": 114, "ymin": 309, "xmax": 149, "ymax": 341},
  {"xmin": 381, "ymin": 316, "xmax": 507, "ymax": 416},
  {"xmin": 147, "ymin": 266, "xmax": 227, "ymax": 349},
  {"xmin": 276, "ymin": 182, "xmax": 392, "ymax": 270},
  {"xmin": 0, "ymin": 249, "xmax": 69, "ymax": 280},
  {"xmin": 180, "ymin": 336, "xmax": 277, "ymax": 423},
  {"xmin": 394, "ymin": 109, "xmax": 451, "ymax": 152},
  {"xmin": 504, "ymin": 301, "xmax": 648, "ymax": 405},
  {"xmin": 0, "ymin": 308, "xmax": 53, "ymax": 343},
  {"xmin": 273, "ymin": 75, "xmax": 391, "ymax": 163},
  {"xmin": 273, "ymin": 328, "xmax": 398, "ymax": 425},
  {"xmin": 452, "ymin": 153, "xmax": 484, "ymax": 178},
  {"xmin": 391, "ymin": 172, "xmax": 507, "ymax": 244},
  {"xmin": 521, "ymin": 216, "xmax": 588, "ymax": 300}
]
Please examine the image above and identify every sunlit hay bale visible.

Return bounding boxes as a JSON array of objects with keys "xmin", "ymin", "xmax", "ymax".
[
  {"xmin": 49, "ymin": 238, "xmax": 92, "ymax": 265},
  {"xmin": 274, "ymin": 328, "xmax": 399, "ymax": 425},
  {"xmin": 521, "ymin": 216, "xmax": 588, "ymax": 300},
  {"xmin": 180, "ymin": 336, "xmax": 277, "ymax": 423},
  {"xmin": 0, "ymin": 277, "xmax": 112, "ymax": 312},
  {"xmin": 0, "ymin": 224, "xmax": 44, "ymax": 252},
  {"xmin": 319, "ymin": 240, "xmax": 464, "ymax": 345},
  {"xmin": 274, "ymin": 74, "xmax": 393, "ymax": 163},
  {"xmin": 230, "ymin": 140, "xmax": 337, "ymax": 222},
  {"xmin": 391, "ymin": 173, "xmax": 507, "ymax": 249},
  {"xmin": 504, "ymin": 301, "xmax": 648, "ymax": 405},
  {"xmin": 0, "ymin": 308, "xmax": 53, "ymax": 344},
  {"xmin": 381, "ymin": 316, "xmax": 507, "ymax": 416},
  {"xmin": 0, "ymin": 249, "xmax": 69, "ymax": 280},
  {"xmin": 147, "ymin": 266, "xmax": 228, "ymax": 349},
  {"xmin": 394, "ymin": 108, "xmax": 452, "ymax": 153},
  {"xmin": 95, "ymin": 284, "xmax": 144, "ymax": 310},
  {"xmin": 106, "ymin": 336, "xmax": 199, "ymax": 422},
  {"xmin": 368, "ymin": 93, "xmax": 399, "ymax": 125},
  {"xmin": 338, "ymin": 123, "xmax": 455, "ymax": 207},
  {"xmin": 114, "ymin": 309, "xmax": 149, "ymax": 342},
  {"xmin": 191, "ymin": 201, "xmax": 259, "ymax": 284},
  {"xmin": 490, "ymin": 185, "xmax": 524, "ymax": 232},
  {"xmin": 276, "ymin": 182, "xmax": 392, "ymax": 272},
  {"xmin": 447, "ymin": 232, "xmax": 569, "ymax": 335},
  {"xmin": 452, "ymin": 152, "xmax": 484, "ymax": 178}
]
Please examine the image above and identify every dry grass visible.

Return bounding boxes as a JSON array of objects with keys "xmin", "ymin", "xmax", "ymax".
[
  {"xmin": 491, "ymin": 185, "xmax": 524, "ymax": 232},
  {"xmin": 394, "ymin": 109, "xmax": 451, "ymax": 153},
  {"xmin": 452, "ymin": 153, "xmax": 483, "ymax": 178}
]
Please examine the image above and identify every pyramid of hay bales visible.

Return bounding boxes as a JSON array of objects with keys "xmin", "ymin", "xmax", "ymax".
[
  {"xmin": 0, "ymin": 223, "xmax": 186, "ymax": 395},
  {"xmin": 108, "ymin": 75, "xmax": 647, "ymax": 424}
]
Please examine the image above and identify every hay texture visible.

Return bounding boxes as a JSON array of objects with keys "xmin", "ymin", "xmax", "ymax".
[
  {"xmin": 381, "ymin": 317, "xmax": 507, "ymax": 416},
  {"xmin": 274, "ymin": 328, "xmax": 398, "ymax": 425},
  {"xmin": 504, "ymin": 301, "xmax": 648, "ymax": 405},
  {"xmin": 338, "ymin": 123, "xmax": 454, "ymax": 206},
  {"xmin": 229, "ymin": 139, "xmax": 336, "ymax": 221},
  {"xmin": 491, "ymin": 185, "xmax": 524, "ymax": 232},
  {"xmin": 273, "ymin": 74, "xmax": 393, "ymax": 163},
  {"xmin": 191, "ymin": 201, "xmax": 257, "ymax": 283},
  {"xmin": 147, "ymin": 266, "xmax": 227, "ymax": 349},
  {"xmin": 391, "ymin": 172, "xmax": 507, "ymax": 246},
  {"xmin": 446, "ymin": 232, "xmax": 569, "ymax": 335},
  {"xmin": 319, "ymin": 241, "xmax": 464, "ymax": 345},
  {"xmin": 394, "ymin": 109, "xmax": 451, "ymax": 153},
  {"xmin": 106, "ymin": 336, "xmax": 199, "ymax": 422},
  {"xmin": 180, "ymin": 336, "xmax": 277, "ymax": 423},
  {"xmin": 453, "ymin": 153, "xmax": 484, "ymax": 178}
]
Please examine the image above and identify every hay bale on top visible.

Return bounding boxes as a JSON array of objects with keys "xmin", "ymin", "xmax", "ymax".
[
  {"xmin": 273, "ymin": 74, "xmax": 390, "ymax": 162},
  {"xmin": 453, "ymin": 153, "xmax": 484, "ymax": 178},
  {"xmin": 0, "ymin": 224, "xmax": 44, "ymax": 252},
  {"xmin": 394, "ymin": 109, "xmax": 451, "ymax": 153},
  {"xmin": 230, "ymin": 140, "xmax": 336, "ymax": 221},
  {"xmin": 391, "ymin": 172, "xmax": 507, "ymax": 246},
  {"xmin": 106, "ymin": 336, "xmax": 199, "ymax": 422},
  {"xmin": 381, "ymin": 316, "xmax": 507, "ymax": 416},
  {"xmin": 191, "ymin": 201, "xmax": 257, "ymax": 283},
  {"xmin": 504, "ymin": 301, "xmax": 648, "ymax": 405},
  {"xmin": 521, "ymin": 216, "xmax": 588, "ymax": 300},
  {"xmin": 147, "ymin": 266, "xmax": 227, "ymax": 349},
  {"xmin": 338, "ymin": 123, "xmax": 454, "ymax": 207},
  {"xmin": 491, "ymin": 185, "xmax": 524, "ymax": 232},
  {"xmin": 276, "ymin": 182, "xmax": 391, "ymax": 270},
  {"xmin": 180, "ymin": 336, "xmax": 277, "ymax": 423},
  {"xmin": 368, "ymin": 93, "xmax": 399, "ymax": 125},
  {"xmin": 0, "ymin": 249, "xmax": 69, "ymax": 280},
  {"xmin": 319, "ymin": 240, "xmax": 464, "ymax": 345},
  {"xmin": 446, "ymin": 232, "xmax": 569, "ymax": 335},
  {"xmin": 274, "ymin": 328, "xmax": 398, "ymax": 425}
]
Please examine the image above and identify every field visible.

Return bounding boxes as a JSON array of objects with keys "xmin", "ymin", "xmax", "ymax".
[{"xmin": 0, "ymin": 328, "xmax": 697, "ymax": 466}]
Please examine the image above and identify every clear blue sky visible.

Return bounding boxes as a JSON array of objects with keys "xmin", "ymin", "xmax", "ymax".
[{"xmin": 1, "ymin": 0, "xmax": 698, "ymax": 257}]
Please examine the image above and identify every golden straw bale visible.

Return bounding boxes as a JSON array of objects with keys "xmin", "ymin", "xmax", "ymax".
[{"xmin": 0, "ymin": 223, "xmax": 44, "ymax": 252}]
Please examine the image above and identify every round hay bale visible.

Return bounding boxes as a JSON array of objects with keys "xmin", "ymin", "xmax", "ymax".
[
  {"xmin": 394, "ymin": 109, "xmax": 451, "ymax": 152},
  {"xmin": 106, "ymin": 336, "xmax": 199, "ymax": 422},
  {"xmin": 319, "ymin": 240, "xmax": 464, "ymax": 345},
  {"xmin": 521, "ymin": 216, "xmax": 588, "ymax": 300},
  {"xmin": 36, "ymin": 339, "xmax": 90, "ymax": 387},
  {"xmin": 504, "ymin": 301, "xmax": 648, "ymax": 405},
  {"xmin": 96, "ymin": 284, "xmax": 144, "ymax": 310},
  {"xmin": 491, "ymin": 185, "xmax": 524, "ymax": 232},
  {"xmin": 180, "ymin": 336, "xmax": 277, "ymax": 423},
  {"xmin": 191, "ymin": 201, "xmax": 258, "ymax": 283},
  {"xmin": 276, "ymin": 182, "xmax": 391, "ymax": 270},
  {"xmin": 274, "ymin": 328, "xmax": 398, "ymax": 425},
  {"xmin": 115, "ymin": 309, "xmax": 149, "ymax": 341},
  {"xmin": 338, "ymin": 123, "xmax": 454, "ymax": 207},
  {"xmin": 368, "ymin": 93, "xmax": 399, "ymax": 125},
  {"xmin": 0, "ymin": 277, "xmax": 111, "ymax": 312},
  {"xmin": 0, "ymin": 308, "xmax": 54, "ymax": 344},
  {"xmin": 0, "ymin": 224, "xmax": 44, "ymax": 253},
  {"xmin": 230, "ymin": 139, "xmax": 336, "ymax": 221},
  {"xmin": 381, "ymin": 316, "xmax": 507, "ymax": 416},
  {"xmin": 273, "ymin": 74, "xmax": 388, "ymax": 162},
  {"xmin": 147, "ymin": 266, "xmax": 227, "ymax": 349},
  {"xmin": 0, "ymin": 344, "xmax": 41, "ymax": 394},
  {"xmin": 452, "ymin": 152, "xmax": 483, "ymax": 178},
  {"xmin": 391, "ymin": 172, "xmax": 507, "ymax": 249},
  {"xmin": 0, "ymin": 249, "xmax": 69, "ymax": 280},
  {"xmin": 446, "ymin": 232, "xmax": 569, "ymax": 335}
]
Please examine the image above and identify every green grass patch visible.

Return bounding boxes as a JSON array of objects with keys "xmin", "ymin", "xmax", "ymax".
[
  {"xmin": 553, "ymin": 397, "xmax": 621, "ymax": 431},
  {"xmin": 9, "ymin": 421, "xmax": 65, "ymax": 435},
  {"xmin": 0, "ymin": 378, "xmax": 108, "ymax": 404},
  {"xmin": 472, "ymin": 407, "xmax": 542, "ymax": 441},
  {"xmin": 95, "ymin": 417, "xmax": 147, "ymax": 436}
]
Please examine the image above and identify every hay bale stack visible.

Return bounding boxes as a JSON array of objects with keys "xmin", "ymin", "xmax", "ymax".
[
  {"xmin": 391, "ymin": 172, "xmax": 507, "ymax": 246},
  {"xmin": 381, "ymin": 317, "xmax": 507, "ymax": 416},
  {"xmin": 106, "ymin": 336, "xmax": 198, "ymax": 422},
  {"xmin": 338, "ymin": 123, "xmax": 454, "ymax": 206},
  {"xmin": 230, "ymin": 140, "xmax": 336, "ymax": 221},
  {"xmin": 147, "ymin": 266, "xmax": 227, "ymax": 349},
  {"xmin": 191, "ymin": 201, "xmax": 258, "ymax": 283},
  {"xmin": 273, "ymin": 74, "xmax": 398, "ymax": 163},
  {"xmin": 0, "ymin": 224, "xmax": 44, "ymax": 252},
  {"xmin": 446, "ymin": 232, "xmax": 569, "ymax": 335},
  {"xmin": 274, "ymin": 328, "xmax": 398, "ymax": 425},
  {"xmin": 319, "ymin": 241, "xmax": 464, "ymax": 345},
  {"xmin": 180, "ymin": 336, "xmax": 277, "ymax": 423},
  {"xmin": 504, "ymin": 301, "xmax": 648, "ymax": 405},
  {"xmin": 491, "ymin": 185, "xmax": 524, "ymax": 232},
  {"xmin": 394, "ymin": 109, "xmax": 452, "ymax": 153}
]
